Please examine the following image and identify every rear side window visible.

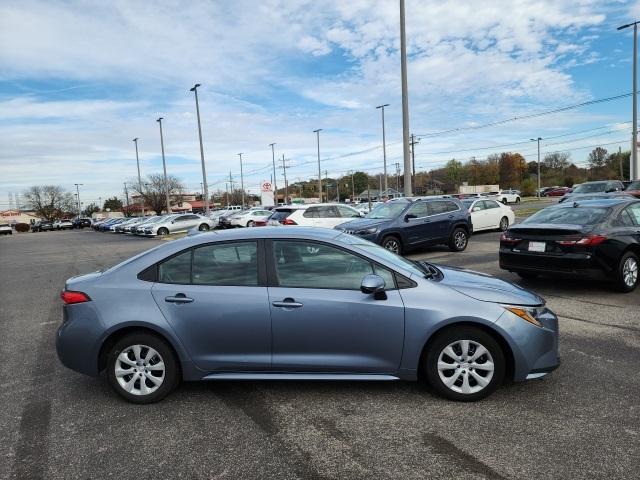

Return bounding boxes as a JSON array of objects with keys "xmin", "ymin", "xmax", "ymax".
[
  {"xmin": 627, "ymin": 204, "xmax": 640, "ymax": 225},
  {"xmin": 337, "ymin": 205, "xmax": 360, "ymax": 218},
  {"xmin": 429, "ymin": 201, "xmax": 459, "ymax": 215},
  {"xmin": 158, "ymin": 250, "xmax": 192, "ymax": 284},
  {"xmin": 270, "ymin": 209, "xmax": 295, "ymax": 221},
  {"xmin": 192, "ymin": 242, "xmax": 258, "ymax": 286}
]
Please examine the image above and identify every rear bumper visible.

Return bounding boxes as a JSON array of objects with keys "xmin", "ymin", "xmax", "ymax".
[
  {"xmin": 499, "ymin": 250, "xmax": 609, "ymax": 279},
  {"xmin": 56, "ymin": 304, "xmax": 104, "ymax": 377}
]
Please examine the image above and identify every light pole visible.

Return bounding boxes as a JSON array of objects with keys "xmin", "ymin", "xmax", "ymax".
[
  {"xmin": 314, "ymin": 129, "xmax": 323, "ymax": 201},
  {"xmin": 376, "ymin": 104, "xmax": 389, "ymax": 194},
  {"xmin": 156, "ymin": 117, "xmax": 171, "ymax": 214},
  {"xmin": 399, "ymin": 0, "xmax": 412, "ymax": 197},
  {"xmin": 269, "ymin": 143, "xmax": 278, "ymax": 205},
  {"xmin": 618, "ymin": 21, "xmax": 640, "ymax": 180},
  {"xmin": 132, "ymin": 138, "xmax": 144, "ymax": 217},
  {"xmin": 74, "ymin": 183, "xmax": 83, "ymax": 217},
  {"xmin": 531, "ymin": 137, "xmax": 542, "ymax": 198},
  {"xmin": 238, "ymin": 153, "xmax": 245, "ymax": 208},
  {"xmin": 190, "ymin": 84, "xmax": 210, "ymax": 215}
]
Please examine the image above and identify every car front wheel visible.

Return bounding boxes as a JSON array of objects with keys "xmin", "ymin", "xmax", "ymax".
[
  {"xmin": 424, "ymin": 326, "xmax": 505, "ymax": 401},
  {"xmin": 106, "ymin": 333, "xmax": 179, "ymax": 404},
  {"xmin": 615, "ymin": 251, "xmax": 639, "ymax": 292},
  {"xmin": 498, "ymin": 216, "xmax": 509, "ymax": 231},
  {"xmin": 157, "ymin": 227, "xmax": 169, "ymax": 236},
  {"xmin": 381, "ymin": 235, "xmax": 402, "ymax": 255},
  {"xmin": 448, "ymin": 228, "xmax": 468, "ymax": 252},
  {"xmin": 247, "ymin": 220, "xmax": 255, "ymax": 227},
  {"xmin": 198, "ymin": 223, "xmax": 209, "ymax": 231}
]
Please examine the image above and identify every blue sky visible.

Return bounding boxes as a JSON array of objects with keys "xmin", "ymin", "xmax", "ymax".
[{"xmin": 1, "ymin": 0, "xmax": 640, "ymax": 208}]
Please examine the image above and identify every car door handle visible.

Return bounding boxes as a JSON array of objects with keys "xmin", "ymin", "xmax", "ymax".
[
  {"xmin": 272, "ymin": 298, "xmax": 303, "ymax": 308},
  {"xmin": 165, "ymin": 294, "xmax": 194, "ymax": 304}
]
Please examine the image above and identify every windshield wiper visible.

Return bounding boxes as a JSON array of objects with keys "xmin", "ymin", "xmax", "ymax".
[{"xmin": 413, "ymin": 260, "xmax": 434, "ymax": 279}]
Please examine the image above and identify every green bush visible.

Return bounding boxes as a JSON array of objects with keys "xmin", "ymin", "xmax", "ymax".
[
  {"xmin": 14, "ymin": 223, "xmax": 29, "ymax": 232},
  {"xmin": 520, "ymin": 178, "xmax": 536, "ymax": 197}
]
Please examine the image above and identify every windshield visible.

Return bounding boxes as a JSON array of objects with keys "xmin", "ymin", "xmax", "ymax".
[
  {"xmin": 524, "ymin": 206, "xmax": 609, "ymax": 225},
  {"xmin": 572, "ymin": 182, "xmax": 607, "ymax": 194},
  {"xmin": 461, "ymin": 200, "xmax": 474, "ymax": 208},
  {"xmin": 365, "ymin": 202, "xmax": 408, "ymax": 219},
  {"xmin": 338, "ymin": 233, "xmax": 425, "ymax": 277}
]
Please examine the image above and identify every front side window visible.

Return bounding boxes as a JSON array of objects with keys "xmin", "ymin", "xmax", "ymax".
[
  {"xmin": 303, "ymin": 207, "xmax": 319, "ymax": 218},
  {"xmin": 626, "ymin": 203, "xmax": 640, "ymax": 225},
  {"xmin": 483, "ymin": 200, "xmax": 500, "ymax": 210},
  {"xmin": 273, "ymin": 240, "xmax": 378, "ymax": 290},
  {"xmin": 407, "ymin": 202, "xmax": 429, "ymax": 218},
  {"xmin": 192, "ymin": 242, "xmax": 258, "ymax": 286},
  {"xmin": 158, "ymin": 250, "xmax": 192, "ymax": 284}
]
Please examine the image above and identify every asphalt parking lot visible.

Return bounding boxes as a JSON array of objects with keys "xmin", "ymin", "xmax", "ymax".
[{"xmin": 1, "ymin": 226, "xmax": 638, "ymax": 480}]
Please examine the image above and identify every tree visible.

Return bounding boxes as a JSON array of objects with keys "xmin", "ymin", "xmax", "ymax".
[
  {"xmin": 103, "ymin": 197, "xmax": 123, "ymax": 211},
  {"xmin": 498, "ymin": 152, "xmax": 526, "ymax": 188},
  {"xmin": 83, "ymin": 203, "xmax": 100, "ymax": 217},
  {"xmin": 130, "ymin": 173, "xmax": 184, "ymax": 215},
  {"xmin": 588, "ymin": 147, "xmax": 608, "ymax": 170},
  {"xmin": 543, "ymin": 152, "xmax": 571, "ymax": 171},
  {"xmin": 23, "ymin": 185, "xmax": 76, "ymax": 220},
  {"xmin": 445, "ymin": 159, "xmax": 463, "ymax": 185}
]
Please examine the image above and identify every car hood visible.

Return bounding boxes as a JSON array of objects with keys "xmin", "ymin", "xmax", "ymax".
[
  {"xmin": 436, "ymin": 264, "xmax": 544, "ymax": 306},
  {"xmin": 335, "ymin": 217, "xmax": 392, "ymax": 230}
]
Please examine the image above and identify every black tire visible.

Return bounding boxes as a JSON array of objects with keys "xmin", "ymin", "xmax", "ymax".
[
  {"xmin": 516, "ymin": 271, "xmax": 539, "ymax": 280},
  {"xmin": 247, "ymin": 220, "xmax": 255, "ymax": 227},
  {"xmin": 498, "ymin": 216, "xmax": 509, "ymax": 232},
  {"xmin": 502, "ymin": 198, "xmax": 508, "ymax": 205},
  {"xmin": 515, "ymin": 197, "xmax": 521, "ymax": 203},
  {"xmin": 448, "ymin": 227, "xmax": 468, "ymax": 252},
  {"xmin": 424, "ymin": 326, "xmax": 505, "ymax": 402},
  {"xmin": 381, "ymin": 235, "xmax": 403, "ymax": 255},
  {"xmin": 157, "ymin": 227, "xmax": 169, "ymax": 236},
  {"xmin": 106, "ymin": 332, "xmax": 179, "ymax": 404},
  {"xmin": 614, "ymin": 251, "xmax": 639, "ymax": 293},
  {"xmin": 198, "ymin": 223, "xmax": 209, "ymax": 231}
]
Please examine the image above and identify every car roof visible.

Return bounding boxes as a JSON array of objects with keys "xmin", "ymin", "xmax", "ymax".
[
  {"xmin": 275, "ymin": 203, "xmax": 354, "ymax": 211},
  {"xmin": 553, "ymin": 198, "xmax": 637, "ymax": 208},
  {"xmin": 177, "ymin": 226, "xmax": 343, "ymax": 246}
]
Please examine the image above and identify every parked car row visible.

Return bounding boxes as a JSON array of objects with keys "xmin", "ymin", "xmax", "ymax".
[{"xmin": 92, "ymin": 214, "xmax": 216, "ymax": 236}]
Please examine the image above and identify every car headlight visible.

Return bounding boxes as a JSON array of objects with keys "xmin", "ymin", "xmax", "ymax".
[
  {"xmin": 359, "ymin": 227, "xmax": 379, "ymax": 235},
  {"xmin": 502, "ymin": 305, "xmax": 543, "ymax": 327}
]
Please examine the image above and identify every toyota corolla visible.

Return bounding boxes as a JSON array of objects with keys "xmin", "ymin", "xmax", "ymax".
[{"xmin": 57, "ymin": 227, "xmax": 559, "ymax": 403}]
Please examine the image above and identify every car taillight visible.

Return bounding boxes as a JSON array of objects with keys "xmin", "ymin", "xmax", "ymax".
[
  {"xmin": 500, "ymin": 233, "xmax": 521, "ymax": 245},
  {"xmin": 557, "ymin": 235, "xmax": 607, "ymax": 246},
  {"xmin": 60, "ymin": 290, "xmax": 91, "ymax": 304},
  {"xmin": 282, "ymin": 218, "xmax": 297, "ymax": 225}
]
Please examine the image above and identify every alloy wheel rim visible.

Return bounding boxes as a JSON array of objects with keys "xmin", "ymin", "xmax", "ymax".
[
  {"xmin": 115, "ymin": 344, "xmax": 165, "ymax": 396},
  {"xmin": 500, "ymin": 218, "xmax": 508, "ymax": 230},
  {"xmin": 437, "ymin": 339, "xmax": 494, "ymax": 394},
  {"xmin": 384, "ymin": 240, "xmax": 399, "ymax": 253},
  {"xmin": 199, "ymin": 224, "xmax": 208, "ymax": 231},
  {"xmin": 623, "ymin": 257, "xmax": 638, "ymax": 287},
  {"xmin": 455, "ymin": 231, "xmax": 467, "ymax": 249}
]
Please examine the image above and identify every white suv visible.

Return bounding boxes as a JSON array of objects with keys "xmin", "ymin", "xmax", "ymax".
[
  {"xmin": 487, "ymin": 190, "xmax": 521, "ymax": 204},
  {"xmin": 268, "ymin": 203, "xmax": 362, "ymax": 228}
]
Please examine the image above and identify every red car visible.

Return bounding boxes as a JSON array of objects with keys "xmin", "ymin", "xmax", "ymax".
[
  {"xmin": 544, "ymin": 187, "xmax": 572, "ymax": 197},
  {"xmin": 624, "ymin": 181, "xmax": 640, "ymax": 198}
]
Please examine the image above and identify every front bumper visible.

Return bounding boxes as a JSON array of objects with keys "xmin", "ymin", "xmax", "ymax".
[{"xmin": 496, "ymin": 307, "xmax": 560, "ymax": 381}]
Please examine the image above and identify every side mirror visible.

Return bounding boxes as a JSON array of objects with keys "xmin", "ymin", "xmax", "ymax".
[
  {"xmin": 472, "ymin": 206, "xmax": 481, "ymax": 212},
  {"xmin": 360, "ymin": 274, "xmax": 387, "ymax": 300},
  {"xmin": 404, "ymin": 213, "xmax": 417, "ymax": 222}
]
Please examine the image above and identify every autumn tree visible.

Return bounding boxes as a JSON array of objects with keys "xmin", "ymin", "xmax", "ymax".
[
  {"xmin": 543, "ymin": 152, "xmax": 571, "ymax": 171},
  {"xmin": 23, "ymin": 185, "xmax": 76, "ymax": 220},
  {"xmin": 588, "ymin": 147, "xmax": 608, "ymax": 170},
  {"xmin": 130, "ymin": 173, "xmax": 184, "ymax": 215}
]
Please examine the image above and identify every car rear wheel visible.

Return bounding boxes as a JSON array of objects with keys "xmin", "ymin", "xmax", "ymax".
[
  {"xmin": 106, "ymin": 333, "xmax": 179, "ymax": 404},
  {"xmin": 502, "ymin": 198, "xmax": 508, "ymax": 205},
  {"xmin": 424, "ymin": 326, "xmax": 505, "ymax": 401},
  {"xmin": 498, "ymin": 216, "xmax": 509, "ymax": 231},
  {"xmin": 247, "ymin": 220, "xmax": 255, "ymax": 227},
  {"xmin": 448, "ymin": 228, "xmax": 468, "ymax": 252},
  {"xmin": 515, "ymin": 197, "xmax": 521, "ymax": 203},
  {"xmin": 516, "ymin": 271, "xmax": 539, "ymax": 280},
  {"xmin": 615, "ymin": 251, "xmax": 639, "ymax": 292},
  {"xmin": 198, "ymin": 223, "xmax": 209, "ymax": 231},
  {"xmin": 381, "ymin": 235, "xmax": 402, "ymax": 255},
  {"xmin": 157, "ymin": 227, "xmax": 169, "ymax": 236}
]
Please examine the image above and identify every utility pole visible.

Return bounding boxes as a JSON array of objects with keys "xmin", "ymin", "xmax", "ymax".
[
  {"xmin": 190, "ymin": 84, "xmax": 210, "ymax": 216},
  {"xmin": 399, "ymin": 0, "xmax": 412, "ymax": 196},
  {"xmin": 156, "ymin": 117, "xmax": 171, "ymax": 213},
  {"xmin": 269, "ymin": 143, "xmax": 278, "ymax": 205},
  {"xmin": 350, "ymin": 170, "xmax": 355, "ymax": 201},
  {"xmin": 279, "ymin": 154, "xmax": 289, "ymax": 204},
  {"xmin": 530, "ymin": 137, "xmax": 542, "ymax": 198},
  {"xmin": 410, "ymin": 134, "xmax": 419, "ymax": 195},
  {"xmin": 379, "ymin": 174, "xmax": 382, "ymax": 198},
  {"xmin": 74, "ymin": 183, "xmax": 83, "ymax": 217},
  {"xmin": 132, "ymin": 138, "xmax": 144, "ymax": 217},
  {"xmin": 376, "ymin": 104, "xmax": 389, "ymax": 192},
  {"xmin": 314, "ymin": 129, "xmax": 323, "ymax": 201},
  {"xmin": 395, "ymin": 162, "xmax": 401, "ymax": 191},
  {"xmin": 325, "ymin": 170, "xmax": 329, "ymax": 201},
  {"xmin": 619, "ymin": 21, "xmax": 640, "ymax": 179},
  {"xmin": 620, "ymin": 146, "xmax": 624, "ymax": 179},
  {"xmin": 238, "ymin": 153, "xmax": 245, "ymax": 208}
]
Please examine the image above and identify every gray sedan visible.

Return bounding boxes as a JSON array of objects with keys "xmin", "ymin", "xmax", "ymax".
[{"xmin": 57, "ymin": 227, "xmax": 559, "ymax": 403}]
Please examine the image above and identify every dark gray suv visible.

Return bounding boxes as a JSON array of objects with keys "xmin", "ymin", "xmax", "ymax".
[{"xmin": 335, "ymin": 197, "xmax": 472, "ymax": 254}]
